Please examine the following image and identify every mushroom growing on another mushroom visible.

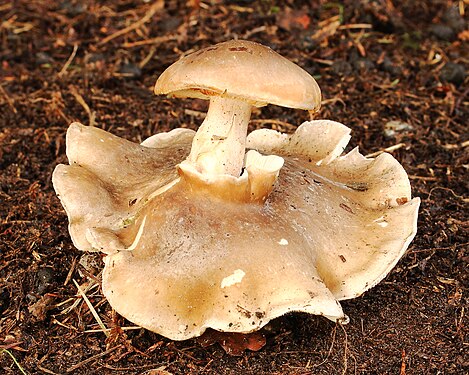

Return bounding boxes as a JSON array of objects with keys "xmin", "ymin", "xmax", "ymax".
[
  {"xmin": 52, "ymin": 40, "xmax": 420, "ymax": 341},
  {"xmin": 154, "ymin": 40, "xmax": 320, "ymax": 178}
]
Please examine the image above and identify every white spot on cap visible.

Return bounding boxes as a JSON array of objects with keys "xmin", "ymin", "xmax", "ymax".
[
  {"xmin": 373, "ymin": 216, "xmax": 388, "ymax": 227},
  {"xmin": 221, "ymin": 269, "xmax": 245, "ymax": 288},
  {"xmin": 278, "ymin": 238, "xmax": 288, "ymax": 245}
]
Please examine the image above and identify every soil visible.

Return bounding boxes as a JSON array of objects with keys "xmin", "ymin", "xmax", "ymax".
[{"xmin": 0, "ymin": 1, "xmax": 467, "ymax": 374}]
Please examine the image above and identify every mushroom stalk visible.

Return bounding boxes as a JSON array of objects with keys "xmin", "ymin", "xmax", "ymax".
[{"xmin": 187, "ymin": 96, "xmax": 252, "ymax": 176}]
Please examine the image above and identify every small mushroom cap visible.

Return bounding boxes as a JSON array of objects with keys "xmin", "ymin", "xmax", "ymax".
[{"xmin": 154, "ymin": 40, "xmax": 321, "ymax": 111}]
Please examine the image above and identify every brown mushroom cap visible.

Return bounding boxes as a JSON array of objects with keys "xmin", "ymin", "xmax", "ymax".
[{"xmin": 154, "ymin": 40, "xmax": 321, "ymax": 111}]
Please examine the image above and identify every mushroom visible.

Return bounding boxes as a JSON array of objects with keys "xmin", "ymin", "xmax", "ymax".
[
  {"xmin": 52, "ymin": 40, "xmax": 419, "ymax": 341},
  {"xmin": 154, "ymin": 39, "xmax": 320, "ymax": 177}
]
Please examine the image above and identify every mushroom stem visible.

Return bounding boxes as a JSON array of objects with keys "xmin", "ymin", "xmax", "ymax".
[{"xmin": 188, "ymin": 96, "xmax": 252, "ymax": 176}]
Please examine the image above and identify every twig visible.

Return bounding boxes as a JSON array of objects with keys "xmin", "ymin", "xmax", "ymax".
[
  {"xmin": 339, "ymin": 23, "xmax": 372, "ymax": 30},
  {"xmin": 0, "ymin": 85, "xmax": 17, "ymax": 114},
  {"xmin": 313, "ymin": 325, "xmax": 337, "ymax": 367},
  {"xmin": 201, "ymin": 359, "xmax": 214, "ymax": 372},
  {"xmin": 52, "ymin": 318, "xmax": 79, "ymax": 331},
  {"xmin": 339, "ymin": 324, "xmax": 348, "ymax": 375},
  {"xmin": 243, "ymin": 26, "xmax": 269, "ymax": 39},
  {"xmin": 84, "ymin": 326, "xmax": 141, "ymax": 333},
  {"xmin": 58, "ymin": 43, "xmax": 78, "ymax": 77},
  {"xmin": 64, "ymin": 257, "xmax": 78, "ymax": 286},
  {"xmin": 37, "ymin": 353, "xmax": 62, "ymax": 375},
  {"xmin": 69, "ymin": 85, "xmax": 96, "ymax": 127},
  {"xmin": 1, "ymin": 349, "xmax": 28, "ymax": 375},
  {"xmin": 54, "ymin": 297, "xmax": 76, "ymax": 308},
  {"xmin": 427, "ymin": 187, "xmax": 468, "ymax": 202},
  {"xmin": 408, "ymin": 175, "xmax": 438, "ymax": 181},
  {"xmin": 321, "ymin": 97, "xmax": 346, "ymax": 108},
  {"xmin": 138, "ymin": 46, "xmax": 156, "ymax": 69},
  {"xmin": 73, "ymin": 279, "xmax": 109, "ymax": 337},
  {"xmin": 228, "ymin": 4, "xmax": 254, "ymax": 13},
  {"xmin": 37, "ymin": 363, "xmax": 61, "ymax": 375},
  {"xmin": 0, "ymin": 342, "xmax": 24, "ymax": 350},
  {"xmin": 0, "ymin": 220, "xmax": 32, "ymax": 225},
  {"xmin": 98, "ymin": 1, "xmax": 164, "ymax": 45},
  {"xmin": 66, "ymin": 345, "xmax": 122, "ymax": 373},
  {"xmin": 184, "ymin": 109, "xmax": 206, "ymax": 119},
  {"xmin": 311, "ymin": 58, "xmax": 334, "ymax": 66},
  {"xmin": 400, "ymin": 349, "xmax": 406, "ymax": 375},
  {"xmin": 123, "ymin": 34, "xmax": 178, "ymax": 48},
  {"xmin": 442, "ymin": 140, "xmax": 469, "ymax": 150},
  {"xmin": 365, "ymin": 143, "xmax": 406, "ymax": 158},
  {"xmin": 101, "ymin": 363, "xmax": 167, "ymax": 371},
  {"xmin": 170, "ymin": 344, "xmax": 201, "ymax": 363}
]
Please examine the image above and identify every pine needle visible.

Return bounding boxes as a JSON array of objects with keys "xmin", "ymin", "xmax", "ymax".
[
  {"xmin": 1, "ymin": 349, "xmax": 28, "ymax": 375},
  {"xmin": 98, "ymin": 1, "xmax": 164, "ymax": 45},
  {"xmin": 73, "ymin": 279, "xmax": 109, "ymax": 337}
]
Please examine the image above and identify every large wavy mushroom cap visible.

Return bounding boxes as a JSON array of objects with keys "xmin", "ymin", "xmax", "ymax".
[
  {"xmin": 52, "ymin": 121, "xmax": 419, "ymax": 340},
  {"xmin": 52, "ymin": 40, "xmax": 419, "ymax": 341}
]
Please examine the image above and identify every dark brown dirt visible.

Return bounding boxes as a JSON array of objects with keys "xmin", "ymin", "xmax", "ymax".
[{"xmin": 0, "ymin": 1, "xmax": 467, "ymax": 374}]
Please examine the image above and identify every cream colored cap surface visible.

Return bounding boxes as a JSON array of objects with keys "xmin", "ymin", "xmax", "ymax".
[
  {"xmin": 53, "ymin": 121, "xmax": 418, "ymax": 340},
  {"xmin": 154, "ymin": 40, "xmax": 321, "ymax": 111}
]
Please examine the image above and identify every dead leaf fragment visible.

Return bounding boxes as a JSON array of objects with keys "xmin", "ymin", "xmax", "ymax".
[
  {"xmin": 311, "ymin": 16, "xmax": 341, "ymax": 43},
  {"xmin": 197, "ymin": 329, "xmax": 266, "ymax": 356},
  {"xmin": 28, "ymin": 294, "xmax": 55, "ymax": 321},
  {"xmin": 278, "ymin": 7, "xmax": 311, "ymax": 31},
  {"xmin": 140, "ymin": 366, "xmax": 172, "ymax": 375},
  {"xmin": 447, "ymin": 289, "xmax": 462, "ymax": 306},
  {"xmin": 458, "ymin": 30, "xmax": 469, "ymax": 41}
]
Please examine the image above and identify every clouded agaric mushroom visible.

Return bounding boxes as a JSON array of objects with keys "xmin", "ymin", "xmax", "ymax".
[{"xmin": 53, "ymin": 40, "xmax": 419, "ymax": 341}]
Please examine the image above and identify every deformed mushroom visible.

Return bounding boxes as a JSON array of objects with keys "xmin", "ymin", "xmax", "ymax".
[{"xmin": 52, "ymin": 40, "xmax": 419, "ymax": 341}]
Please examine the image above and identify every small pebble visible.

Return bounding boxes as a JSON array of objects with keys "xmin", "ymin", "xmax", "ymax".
[
  {"xmin": 118, "ymin": 63, "xmax": 142, "ymax": 79},
  {"xmin": 331, "ymin": 60, "xmax": 352, "ymax": 76},
  {"xmin": 60, "ymin": 1, "xmax": 86, "ymax": 16},
  {"xmin": 352, "ymin": 58, "xmax": 375, "ymax": 72},
  {"xmin": 87, "ymin": 53, "xmax": 105, "ymax": 63},
  {"xmin": 439, "ymin": 62, "xmax": 465, "ymax": 85},
  {"xmin": 159, "ymin": 16, "xmax": 182, "ymax": 32},
  {"xmin": 442, "ymin": 6, "xmax": 465, "ymax": 33},
  {"xmin": 36, "ymin": 52, "xmax": 54, "ymax": 65},
  {"xmin": 382, "ymin": 57, "xmax": 402, "ymax": 76},
  {"xmin": 429, "ymin": 24, "xmax": 455, "ymax": 41},
  {"xmin": 37, "ymin": 267, "xmax": 55, "ymax": 294}
]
